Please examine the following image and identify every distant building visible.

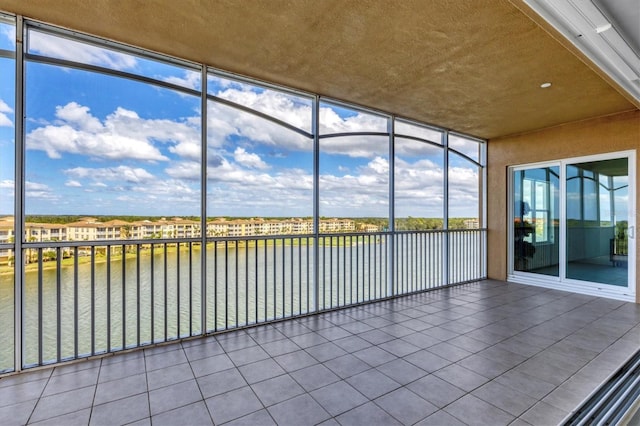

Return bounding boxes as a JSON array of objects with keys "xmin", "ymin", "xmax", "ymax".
[
  {"xmin": 358, "ymin": 223, "xmax": 380, "ymax": 233},
  {"xmin": 464, "ymin": 219, "xmax": 480, "ymax": 229},
  {"xmin": 0, "ymin": 215, "xmax": 369, "ymax": 264}
]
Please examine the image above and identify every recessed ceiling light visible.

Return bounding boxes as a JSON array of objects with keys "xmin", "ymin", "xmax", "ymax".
[{"xmin": 540, "ymin": 82, "xmax": 552, "ymax": 88}]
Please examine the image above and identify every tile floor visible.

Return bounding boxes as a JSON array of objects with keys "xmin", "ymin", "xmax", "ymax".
[{"xmin": 1, "ymin": 279, "xmax": 639, "ymax": 425}]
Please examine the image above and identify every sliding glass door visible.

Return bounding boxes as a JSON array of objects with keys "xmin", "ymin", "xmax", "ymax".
[
  {"xmin": 510, "ymin": 151, "xmax": 635, "ymax": 299},
  {"xmin": 566, "ymin": 158, "xmax": 630, "ymax": 286}
]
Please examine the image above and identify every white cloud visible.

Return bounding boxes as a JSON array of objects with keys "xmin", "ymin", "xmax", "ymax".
[
  {"xmin": 65, "ymin": 165, "xmax": 155, "ymax": 183},
  {"xmin": 394, "ymin": 157, "xmax": 445, "ymax": 216},
  {"xmin": 318, "ymin": 105, "xmax": 387, "ymax": 134},
  {"xmin": 209, "ymin": 85, "xmax": 453, "ymax": 164},
  {"xmin": 0, "ymin": 180, "xmax": 14, "ymax": 200},
  {"xmin": 318, "ymin": 157, "xmax": 390, "ymax": 210},
  {"xmin": 131, "ymin": 178, "xmax": 196, "ymax": 196},
  {"xmin": 395, "ymin": 121, "xmax": 442, "ymax": 144},
  {"xmin": 211, "ymin": 161, "xmax": 274, "ymax": 187},
  {"xmin": 395, "ymin": 158, "xmax": 441, "ymax": 189},
  {"xmin": 20, "ymin": 83, "xmax": 479, "ymax": 216},
  {"xmin": 65, "ymin": 180, "xmax": 82, "ymax": 187},
  {"xmin": 25, "ymin": 181, "xmax": 58, "ymax": 201},
  {"xmin": 206, "ymin": 85, "xmax": 471, "ymax": 167},
  {"xmin": 207, "ymin": 100, "xmax": 310, "ymax": 152},
  {"xmin": 0, "ymin": 99, "xmax": 13, "ymax": 127},
  {"xmin": 1, "ymin": 25, "xmax": 15, "ymax": 46},
  {"xmin": 165, "ymin": 161, "xmax": 200, "ymax": 180},
  {"xmin": 0, "ymin": 115, "xmax": 10, "ymax": 127},
  {"xmin": 449, "ymin": 135, "xmax": 480, "ymax": 161},
  {"xmin": 448, "ymin": 166, "xmax": 480, "ymax": 216},
  {"xmin": 29, "ymin": 30, "xmax": 137, "ymax": 70},
  {"xmin": 208, "ymin": 87, "xmax": 393, "ymax": 159},
  {"xmin": 320, "ymin": 135, "xmax": 388, "ymax": 158},
  {"xmin": 168, "ymin": 141, "xmax": 200, "ymax": 160},
  {"xmin": 367, "ymin": 156, "xmax": 389, "ymax": 175},
  {"xmin": 215, "ymin": 86, "xmax": 313, "ymax": 131},
  {"xmin": 54, "ymin": 102, "xmax": 102, "ymax": 132},
  {"xmin": 116, "ymin": 177, "xmax": 200, "ymax": 209},
  {"xmin": 207, "ymin": 165, "xmax": 314, "ymax": 216},
  {"xmin": 201, "ymin": 150, "xmax": 474, "ymax": 218},
  {"xmin": 209, "ymin": 76, "xmax": 250, "ymax": 91},
  {"xmin": 0, "ymin": 99, "xmax": 12, "ymax": 113},
  {"xmin": 233, "ymin": 147, "xmax": 269, "ymax": 170},
  {"xmin": 162, "ymin": 70, "xmax": 201, "ymax": 91},
  {"xmin": 449, "ymin": 165, "xmax": 479, "ymax": 189},
  {"xmin": 60, "ymin": 164, "xmax": 200, "ymax": 211},
  {"xmin": 27, "ymin": 102, "xmax": 200, "ymax": 162},
  {"xmin": 202, "ymin": 154, "xmax": 392, "ymax": 217},
  {"xmin": 395, "ymin": 138, "xmax": 442, "ymax": 158},
  {"xmin": 26, "ymin": 181, "xmax": 50, "ymax": 191}
]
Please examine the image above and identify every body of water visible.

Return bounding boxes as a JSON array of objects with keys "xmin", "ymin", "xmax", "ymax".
[
  {"xmin": 1, "ymin": 239, "xmax": 402, "ymax": 369},
  {"xmin": 0, "ymin": 230, "xmax": 484, "ymax": 371}
]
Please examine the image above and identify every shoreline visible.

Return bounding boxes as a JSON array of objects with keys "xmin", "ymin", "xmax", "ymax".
[{"xmin": 0, "ymin": 237, "xmax": 369, "ymax": 276}]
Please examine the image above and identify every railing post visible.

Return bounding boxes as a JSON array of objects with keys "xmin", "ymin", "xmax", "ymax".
[{"xmin": 14, "ymin": 15, "xmax": 25, "ymax": 373}]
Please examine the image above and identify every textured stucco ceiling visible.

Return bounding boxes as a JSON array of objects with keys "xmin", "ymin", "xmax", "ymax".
[{"xmin": 0, "ymin": 0, "xmax": 636, "ymax": 139}]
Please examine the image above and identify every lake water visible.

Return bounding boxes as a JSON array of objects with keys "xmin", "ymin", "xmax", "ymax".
[
  {"xmin": 0, "ymin": 229, "xmax": 485, "ymax": 372},
  {"xmin": 1, "ymin": 238, "xmax": 411, "ymax": 369}
]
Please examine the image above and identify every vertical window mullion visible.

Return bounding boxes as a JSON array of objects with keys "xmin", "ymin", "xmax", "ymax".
[
  {"xmin": 389, "ymin": 117, "xmax": 395, "ymax": 297},
  {"xmin": 312, "ymin": 96, "xmax": 319, "ymax": 313},
  {"xmin": 14, "ymin": 15, "xmax": 25, "ymax": 373},
  {"xmin": 443, "ymin": 131, "xmax": 449, "ymax": 286},
  {"xmin": 200, "ymin": 66, "xmax": 207, "ymax": 335}
]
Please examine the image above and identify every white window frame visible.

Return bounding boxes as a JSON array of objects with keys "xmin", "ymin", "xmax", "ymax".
[{"xmin": 508, "ymin": 150, "xmax": 636, "ymax": 302}]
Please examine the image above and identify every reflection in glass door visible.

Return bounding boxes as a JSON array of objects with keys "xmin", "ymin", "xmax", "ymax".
[
  {"xmin": 566, "ymin": 158, "xmax": 629, "ymax": 286},
  {"xmin": 512, "ymin": 166, "xmax": 560, "ymax": 276},
  {"xmin": 510, "ymin": 152, "xmax": 635, "ymax": 298}
]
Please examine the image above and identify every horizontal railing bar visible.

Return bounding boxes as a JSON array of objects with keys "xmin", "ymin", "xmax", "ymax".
[
  {"xmin": 22, "ymin": 238, "xmax": 203, "ymax": 248},
  {"xmin": 20, "ymin": 232, "xmax": 372, "ymax": 248},
  {"xmin": 396, "ymin": 228, "xmax": 486, "ymax": 235},
  {"xmin": 17, "ymin": 228, "xmax": 486, "ymax": 249}
]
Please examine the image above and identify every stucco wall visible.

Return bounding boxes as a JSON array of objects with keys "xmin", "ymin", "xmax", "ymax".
[{"xmin": 487, "ymin": 110, "xmax": 640, "ymax": 302}]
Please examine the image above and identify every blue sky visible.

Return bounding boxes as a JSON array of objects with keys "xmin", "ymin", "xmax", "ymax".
[
  {"xmin": 0, "ymin": 23, "xmax": 482, "ymax": 219},
  {"xmin": 0, "ymin": 20, "xmax": 14, "ymax": 216}
]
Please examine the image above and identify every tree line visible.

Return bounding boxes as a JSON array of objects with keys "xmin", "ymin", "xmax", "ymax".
[{"xmin": 23, "ymin": 215, "xmax": 477, "ymax": 230}]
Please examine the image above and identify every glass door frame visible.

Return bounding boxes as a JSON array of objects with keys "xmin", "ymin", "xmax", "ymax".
[{"xmin": 508, "ymin": 150, "xmax": 636, "ymax": 301}]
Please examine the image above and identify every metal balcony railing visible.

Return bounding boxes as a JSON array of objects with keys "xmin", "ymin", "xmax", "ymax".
[{"xmin": 0, "ymin": 229, "xmax": 486, "ymax": 373}]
